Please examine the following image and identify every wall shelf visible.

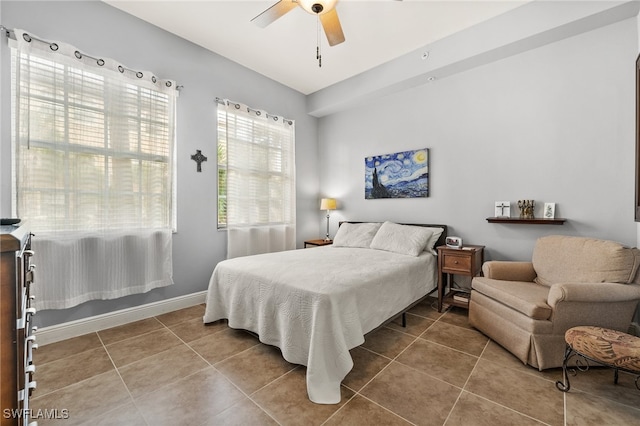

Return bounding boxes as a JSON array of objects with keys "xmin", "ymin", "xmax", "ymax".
[{"xmin": 486, "ymin": 217, "xmax": 566, "ymax": 225}]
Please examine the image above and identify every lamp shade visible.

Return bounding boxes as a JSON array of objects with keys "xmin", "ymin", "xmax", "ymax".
[{"xmin": 320, "ymin": 198, "xmax": 337, "ymax": 211}]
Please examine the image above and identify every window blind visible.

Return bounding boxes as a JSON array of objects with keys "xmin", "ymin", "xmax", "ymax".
[
  {"xmin": 217, "ymin": 102, "xmax": 295, "ymax": 227},
  {"xmin": 11, "ymin": 33, "xmax": 176, "ymax": 233}
]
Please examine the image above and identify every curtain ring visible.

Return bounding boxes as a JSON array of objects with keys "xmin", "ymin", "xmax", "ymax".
[
  {"xmin": 152, "ymin": 76, "xmax": 157, "ymax": 83},
  {"xmin": 118, "ymin": 65, "xmax": 125, "ymax": 73},
  {"xmin": 235, "ymin": 104, "xmax": 240, "ymax": 109},
  {"xmin": 165, "ymin": 81, "xmax": 172, "ymax": 87},
  {"xmin": 22, "ymin": 33, "xmax": 32, "ymax": 42},
  {"xmin": 97, "ymin": 59, "xmax": 105, "ymax": 66},
  {"xmin": 49, "ymin": 43, "xmax": 59, "ymax": 51},
  {"xmin": 74, "ymin": 51, "xmax": 82, "ymax": 59},
  {"xmin": 136, "ymin": 71, "xmax": 143, "ymax": 78}
]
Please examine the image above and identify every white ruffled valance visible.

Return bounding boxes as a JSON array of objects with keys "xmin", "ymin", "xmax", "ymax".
[{"xmin": 33, "ymin": 229, "xmax": 173, "ymax": 310}]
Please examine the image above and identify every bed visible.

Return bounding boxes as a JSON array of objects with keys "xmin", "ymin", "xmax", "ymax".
[{"xmin": 203, "ymin": 221, "xmax": 447, "ymax": 404}]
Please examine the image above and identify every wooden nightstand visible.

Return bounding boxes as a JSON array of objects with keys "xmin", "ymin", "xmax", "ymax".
[
  {"xmin": 436, "ymin": 245, "xmax": 484, "ymax": 312},
  {"xmin": 304, "ymin": 239, "xmax": 333, "ymax": 248}
]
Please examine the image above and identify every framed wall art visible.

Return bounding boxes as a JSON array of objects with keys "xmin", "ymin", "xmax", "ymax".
[
  {"xmin": 544, "ymin": 202, "xmax": 556, "ymax": 219},
  {"xmin": 365, "ymin": 148, "xmax": 429, "ymax": 199},
  {"xmin": 494, "ymin": 201, "xmax": 511, "ymax": 217}
]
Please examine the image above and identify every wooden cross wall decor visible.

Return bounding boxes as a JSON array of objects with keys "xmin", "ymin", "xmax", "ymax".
[{"xmin": 191, "ymin": 150, "xmax": 207, "ymax": 172}]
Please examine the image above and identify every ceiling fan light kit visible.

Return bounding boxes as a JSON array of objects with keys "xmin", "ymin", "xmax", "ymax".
[
  {"xmin": 252, "ymin": 0, "xmax": 345, "ymax": 68},
  {"xmin": 297, "ymin": 0, "xmax": 338, "ymax": 15}
]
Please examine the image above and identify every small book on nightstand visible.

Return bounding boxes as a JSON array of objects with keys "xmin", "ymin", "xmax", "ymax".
[
  {"xmin": 450, "ymin": 288, "xmax": 470, "ymax": 303},
  {"xmin": 453, "ymin": 293, "xmax": 470, "ymax": 303}
]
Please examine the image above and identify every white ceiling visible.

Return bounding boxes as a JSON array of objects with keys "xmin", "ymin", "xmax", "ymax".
[{"xmin": 104, "ymin": 0, "xmax": 528, "ymax": 95}]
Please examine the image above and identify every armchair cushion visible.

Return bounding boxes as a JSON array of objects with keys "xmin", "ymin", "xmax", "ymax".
[
  {"xmin": 472, "ymin": 277, "xmax": 552, "ymax": 320},
  {"xmin": 547, "ymin": 282, "xmax": 640, "ymax": 308},
  {"xmin": 532, "ymin": 235, "xmax": 640, "ymax": 286},
  {"xmin": 482, "ymin": 261, "xmax": 537, "ymax": 282}
]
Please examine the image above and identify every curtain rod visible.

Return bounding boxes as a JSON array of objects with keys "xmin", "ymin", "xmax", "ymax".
[
  {"xmin": 1, "ymin": 25, "xmax": 183, "ymax": 91},
  {"xmin": 0, "ymin": 25, "xmax": 13, "ymax": 39},
  {"xmin": 215, "ymin": 97, "xmax": 293, "ymax": 125}
]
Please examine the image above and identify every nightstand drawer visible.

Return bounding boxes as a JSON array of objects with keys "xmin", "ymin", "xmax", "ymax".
[{"xmin": 442, "ymin": 253, "xmax": 471, "ymax": 272}]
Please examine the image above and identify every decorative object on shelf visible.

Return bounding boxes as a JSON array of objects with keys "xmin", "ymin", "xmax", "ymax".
[
  {"xmin": 517, "ymin": 199, "xmax": 535, "ymax": 219},
  {"xmin": 191, "ymin": 149, "xmax": 207, "ymax": 172},
  {"xmin": 494, "ymin": 201, "xmax": 510, "ymax": 217},
  {"xmin": 544, "ymin": 202, "xmax": 556, "ymax": 219},
  {"xmin": 320, "ymin": 198, "xmax": 337, "ymax": 241},
  {"xmin": 365, "ymin": 148, "xmax": 429, "ymax": 199}
]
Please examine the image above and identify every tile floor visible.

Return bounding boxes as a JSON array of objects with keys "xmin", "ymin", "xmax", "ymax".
[{"xmin": 31, "ymin": 298, "xmax": 640, "ymax": 425}]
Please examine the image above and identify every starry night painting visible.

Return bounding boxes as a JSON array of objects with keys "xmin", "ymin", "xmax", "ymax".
[{"xmin": 365, "ymin": 148, "xmax": 429, "ymax": 199}]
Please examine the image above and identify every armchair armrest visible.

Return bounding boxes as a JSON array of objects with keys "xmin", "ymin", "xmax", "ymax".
[
  {"xmin": 482, "ymin": 261, "xmax": 537, "ymax": 282},
  {"xmin": 548, "ymin": 282, "xmax": 640, "ymax": 308}
]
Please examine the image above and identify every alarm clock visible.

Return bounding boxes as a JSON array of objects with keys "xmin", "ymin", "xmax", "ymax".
[{"xmin": 445, "ymin": 236, "xmax": 463, "ymax": 249}]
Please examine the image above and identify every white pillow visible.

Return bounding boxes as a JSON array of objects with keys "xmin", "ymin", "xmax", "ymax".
[
  {"xmin": 332, "ymin": 222, "xmax": 382, "ymax": 248},
  {"xmin": 369, "ymin": 221, "xmax": 433, "ymax": 257},
  {"xmin": 423, "ymin": 227, "xmax": 445, "ymax": 253}
]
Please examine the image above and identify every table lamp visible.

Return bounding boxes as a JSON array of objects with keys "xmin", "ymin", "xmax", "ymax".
[{"xmin": 320, "ymin": 198, "xmax": 337, "ymax": 241}]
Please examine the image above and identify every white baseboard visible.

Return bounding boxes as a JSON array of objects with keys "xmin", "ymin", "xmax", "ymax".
[{"xmin": 36, "ymin": 291, "xmax": 207, "ymax": 346}]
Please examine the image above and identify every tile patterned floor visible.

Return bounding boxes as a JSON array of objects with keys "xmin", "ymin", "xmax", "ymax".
[{"xmin": 31, "ymin": 299, "xmax": 640, "ymax": 425}]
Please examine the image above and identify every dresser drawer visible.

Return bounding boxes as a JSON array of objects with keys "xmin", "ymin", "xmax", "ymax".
[{"xmin": 441, "ymin": 252, "xmax": 472, "ymax": 273}]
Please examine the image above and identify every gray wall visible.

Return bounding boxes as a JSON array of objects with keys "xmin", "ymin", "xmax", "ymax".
[
  {"xmin": 2, "ymin": 1, "xmax": 639, "ymax": 327},
  {"xmin": 0, "ymin": 1, "xmax": 319, "ymax": 327},
  {"xmin": 318, "ymin": 17, "xmax": 638, "ymax": 262}
]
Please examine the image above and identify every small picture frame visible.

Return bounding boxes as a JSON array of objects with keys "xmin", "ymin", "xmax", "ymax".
[
  {"xmin": 494, "ymin": 201, "xmax": 511, "ymax": 217},
  {"xmin": 544, "ymin": 202, "xmax": 556, "ymax": 219}
]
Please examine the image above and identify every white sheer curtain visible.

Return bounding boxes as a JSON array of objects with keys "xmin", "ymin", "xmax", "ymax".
[
  {"xmin": 219, "ymin": 100, "xmax": 296, "ymax": 258},
  {"xmin": 10, "ymin": 29, "xmax": 177, "ymax": 309}
]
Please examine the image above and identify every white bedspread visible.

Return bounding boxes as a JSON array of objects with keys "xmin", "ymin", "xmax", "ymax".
[{"xmin": 203, "ymin": 246, "xmax": 437, "ymax": 404}]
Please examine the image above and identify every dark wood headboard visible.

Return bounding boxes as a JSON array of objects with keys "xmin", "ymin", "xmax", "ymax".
[{"xmin": 338, "ymin": 221, "xmax": 448, "ymax": 248}]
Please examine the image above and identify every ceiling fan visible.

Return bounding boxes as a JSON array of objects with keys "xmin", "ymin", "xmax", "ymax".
[{"xmin": 252, "ymin": 0, "xmax": 345, "ymax": 47}]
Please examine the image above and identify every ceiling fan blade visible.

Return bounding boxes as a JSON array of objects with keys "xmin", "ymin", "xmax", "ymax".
[
  {"xmin": 251, "ymin": 0, "xmax": 298, "ymax": 28},
  {"xmin": 319, "ymin": 8, "xmax": 345, "ymax": 46}
]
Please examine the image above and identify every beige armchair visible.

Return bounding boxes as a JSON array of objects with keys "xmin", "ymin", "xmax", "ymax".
[{"xmin": 469, "ymin": 235, "xmax": 640, "ymax": 370}]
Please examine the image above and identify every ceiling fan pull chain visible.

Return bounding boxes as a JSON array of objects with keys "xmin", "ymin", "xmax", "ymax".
[
  {"xmin": 251, "ymin": 0, "xmax": 344, "ymax": 69},
  {"xmin": 316, "ymin": 14, "xmax": 322, "ymax": 67}
]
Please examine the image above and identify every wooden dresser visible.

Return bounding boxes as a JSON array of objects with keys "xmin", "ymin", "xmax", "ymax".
[{"xmin": 1, "ymin": 223, "xmax": 37, "ymax": 426}]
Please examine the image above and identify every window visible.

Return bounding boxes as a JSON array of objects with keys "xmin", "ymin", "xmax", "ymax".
[
  {"xmin": 217, "ymin": 121, "xmax": 228, "ymax": 227},
  {"xmin": 9, "ymin": 29, "xmax": 176, "ymax": 309},
  {"xmin": 217, "ymin": 101, "xmax": 295, "ymax": 230},
  {"xmin": 11, "ymin": 39, "xmax": 176, "ymax": 234}
]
